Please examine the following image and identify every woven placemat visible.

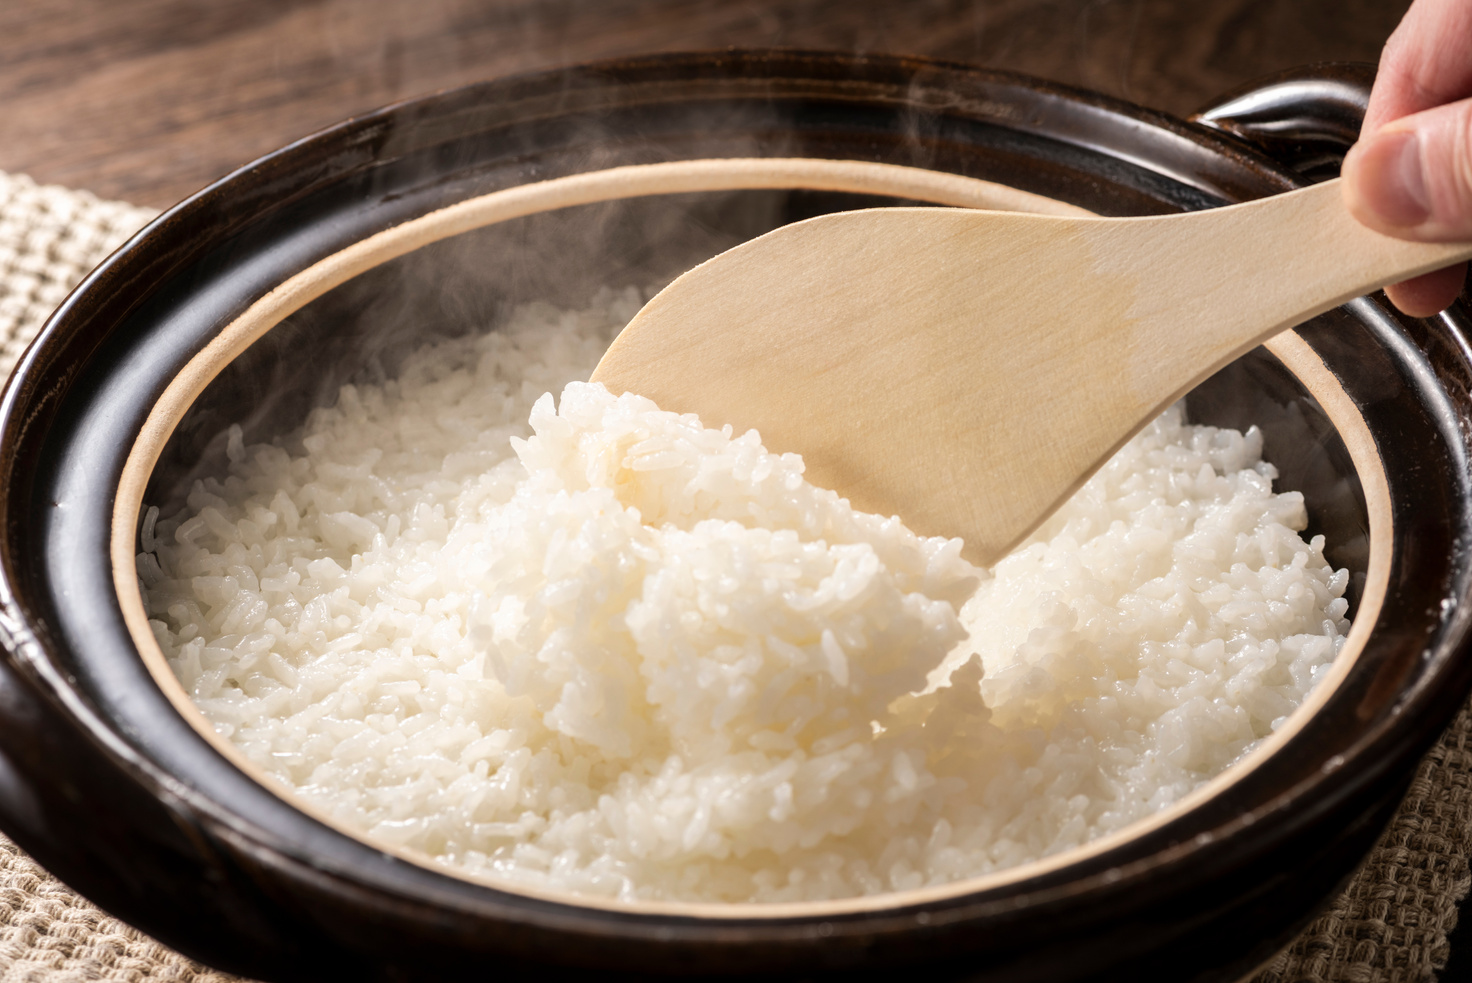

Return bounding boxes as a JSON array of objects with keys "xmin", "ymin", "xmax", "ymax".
[{"xmin": 0, "ymin": 168, "xmax": 1469, "ymax": 983}]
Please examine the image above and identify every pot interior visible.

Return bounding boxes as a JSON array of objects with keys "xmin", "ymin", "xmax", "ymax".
[{"xmin": 116, "ymin": 161, "xmax": 1387, "ymax": 916}]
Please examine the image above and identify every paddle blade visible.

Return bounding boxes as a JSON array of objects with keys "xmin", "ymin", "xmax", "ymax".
[{"xmin": 590, "ymin": 206, "xmax": 1152, "ymax": 565}]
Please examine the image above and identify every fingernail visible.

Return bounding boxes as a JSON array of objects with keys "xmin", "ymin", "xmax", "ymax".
[{"xmin": 1354, "ymin": 129, "xmax": 1431, "ymax": 228}]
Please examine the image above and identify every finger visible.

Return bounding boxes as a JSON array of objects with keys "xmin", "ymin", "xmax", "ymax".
[
  {"xmin": 1343, "ymin": 96, "xmax": 1472, "ymax": 240},
  {"xmin": 1384, "ymin": 263, "xmax": 1468, "ymax": 317},
  {"xmin": 1364, "ymin": 0, "xmax": 1472, "ymax": 134}
]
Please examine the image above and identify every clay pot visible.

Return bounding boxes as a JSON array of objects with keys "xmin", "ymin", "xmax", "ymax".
[{"xmin": 0, "ymin": 53, "xmax": 1466, "ymax": 982}]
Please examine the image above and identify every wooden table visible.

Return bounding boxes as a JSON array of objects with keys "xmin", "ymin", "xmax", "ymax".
[
  {"xmin": 9, "ymin": 1, "xmax": 1468, "ymax": 980},
  {"xmin": 2, "ymin": 0, "xmax": 1405, "ymax": 210}
]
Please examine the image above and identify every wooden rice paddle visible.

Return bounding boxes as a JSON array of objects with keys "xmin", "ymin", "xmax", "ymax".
[{"xmin": 591, "ymin": 177, "xmax": 1472, "ymax": 566}]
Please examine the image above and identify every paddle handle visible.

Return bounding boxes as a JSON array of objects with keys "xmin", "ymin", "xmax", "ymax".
[
  {"xmin": 1118, "ymin": 178, "xmax": 1472, "ymax": 415},
  {"xmin": 1197, "ymin": 178, "xmax": 1472, "ymax": 331}
]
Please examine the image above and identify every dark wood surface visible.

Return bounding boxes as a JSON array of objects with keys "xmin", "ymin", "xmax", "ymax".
[{"xmin": 1, "ymin": 0, "xmax": 1407, "ymax": 210}]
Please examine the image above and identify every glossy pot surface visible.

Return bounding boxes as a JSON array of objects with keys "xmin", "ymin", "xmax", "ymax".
[{"xmin": 1, "ymin": 53, "xmax": 1470, "ymax": 983}]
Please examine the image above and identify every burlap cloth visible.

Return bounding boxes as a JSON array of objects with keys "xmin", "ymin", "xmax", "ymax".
[{"xmin": 0, "ymin": 169, "xmax": 1469, "ymax": 982}]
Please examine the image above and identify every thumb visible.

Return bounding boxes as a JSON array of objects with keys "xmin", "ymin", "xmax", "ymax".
[{"xmin": 1343, "ymin": 96, "xmax": 1472, "ymax": 241}]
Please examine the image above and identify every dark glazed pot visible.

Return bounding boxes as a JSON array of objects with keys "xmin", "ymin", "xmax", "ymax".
[{"xmin": 0, "ymin": 54, "xmax": 1470, "ymax": 983}]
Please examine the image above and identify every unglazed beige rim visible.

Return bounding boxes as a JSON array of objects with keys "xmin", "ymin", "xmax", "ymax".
[{"xmin": 112, "ymin": 157, "xmax": 1392, "ymax": 919}]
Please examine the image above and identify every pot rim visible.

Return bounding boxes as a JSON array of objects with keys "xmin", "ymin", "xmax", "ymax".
[{"xmin": 110, "ymin": 155, "xmax": 1394, "ymax": 919}]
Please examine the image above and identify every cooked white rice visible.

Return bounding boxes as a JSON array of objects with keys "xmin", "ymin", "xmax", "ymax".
[{"xmin": 139, "ymin": 286, "xmax": 1351, "ymax": 903}]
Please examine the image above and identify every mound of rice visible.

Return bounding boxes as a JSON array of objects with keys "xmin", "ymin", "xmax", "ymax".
[{"xmin": 139, "ymin": 287, "xmax": 1351, "ymax": 903}]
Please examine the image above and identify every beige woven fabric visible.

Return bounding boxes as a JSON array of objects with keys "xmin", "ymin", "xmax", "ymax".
[
  {"xmin": 0, "ymin": 172, "xmax": 156, "ymax": 380},
  {"xmin": 0, "ymin": 842, "xmax": 242, "ymax": 983},
  {"xmin": 1253, "ymin": 700, "xmax": 1472, "ymax": 983},
  {"xmin": 0, "ymin": 167, "xmax": 1469, "ymax": 982}
]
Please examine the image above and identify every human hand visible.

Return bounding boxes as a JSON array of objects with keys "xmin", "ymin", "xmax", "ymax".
[{"xmin": 1341, "ymin": 0, "xmax": 1472, "ymax": 316}]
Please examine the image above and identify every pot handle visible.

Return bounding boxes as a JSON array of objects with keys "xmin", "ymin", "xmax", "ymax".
[{"xmin": 1190, "ymin": 63, "xmax": 1374, "ymax": 181}]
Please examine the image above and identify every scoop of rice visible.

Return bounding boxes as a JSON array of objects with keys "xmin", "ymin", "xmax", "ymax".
[{"xmin": 141, "ymin": 287, "xmax": 1350, "ymax": 902}]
